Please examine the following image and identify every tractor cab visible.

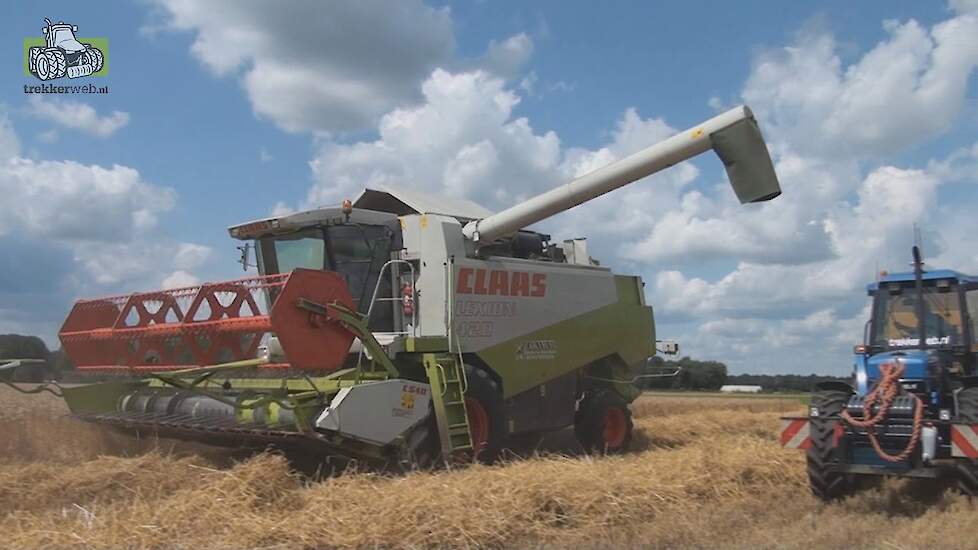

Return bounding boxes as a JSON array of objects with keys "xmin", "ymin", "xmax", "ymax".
[
  {"xmin": 44, "ymin": 23, "xmax": 85, "ymax": 52},
  {"xmin": 858, "ymin": 266, "xmax": 978, "ymax": 397}
]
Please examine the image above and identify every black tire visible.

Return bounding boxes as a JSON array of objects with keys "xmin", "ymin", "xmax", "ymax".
[
  {"xmin": 574, "ymin": 390, "xmax": 633, "ymax": 454},
  {"xmin": 807, "ymin": 390, "xmax": 852, "ymax": 502},
  {"xmin": 464, "ymin": 365, "xmax": 505, "ymax": 464},
  {"xmin": 45, "ymin": 49, "xmax": 67, "ymax": 79},
  {"xmin": 955, "ymin": 387, "xmax": 978, "ymax": 496},
  {"xmin": 85, "ymin": 46, "xmax": 104, "ymax": 73}
]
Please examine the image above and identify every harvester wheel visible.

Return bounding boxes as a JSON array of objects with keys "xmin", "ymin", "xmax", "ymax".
[
  {"xmin": 575, "ymin": 390, "xmax": 633, "ymax": 454},
  {"xmin": 954, "ymin": 387, "xmax": 978, "ymax": 496},
  {"xmin": 807, "ymin": 390, "xmax": 851, "ymax": 502},
  {"xmin": 464, "ymin": 365, "xmax": 504, "ymax": 464}
]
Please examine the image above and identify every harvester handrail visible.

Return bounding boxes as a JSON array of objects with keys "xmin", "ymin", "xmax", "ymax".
[{"xmin": 364, "ymin": 259, "xmax": 417, "ymax": 335}]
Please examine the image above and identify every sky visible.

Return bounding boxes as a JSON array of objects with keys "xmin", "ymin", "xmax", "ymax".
[{"xmin": 2, "ymin": 1, "xmax": 977, "ymax": 376}]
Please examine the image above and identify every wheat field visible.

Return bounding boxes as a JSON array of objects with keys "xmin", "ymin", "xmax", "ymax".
[{"xmin": 0, "ymin": 387, "xmax": 974, "ymax": 549}]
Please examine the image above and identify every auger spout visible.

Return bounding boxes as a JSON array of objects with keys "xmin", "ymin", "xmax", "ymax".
[{"xmin": 461, "ymin": 105, "xmax": 780, "ymax": 242}]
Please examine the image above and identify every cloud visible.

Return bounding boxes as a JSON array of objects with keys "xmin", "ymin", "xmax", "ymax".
[
  {"xmin": 742, "ymin": 12, "xmax": 978, "ymax": 159},
  {"xmin": 0, "ymin": 117, "xmax": 212, "ymax": 342},
  {"xmin": 478, "ymin": 34, "xmax": 534, "ymax": 80},
  {"xmin": 0, "ymin": 158, "xmax": 176, "ymax": 241},
  {"xmin": 28, "ymin": 97, "xmax": 130, "ymax": 137},
  {"xmin": 0, "ymin": 114, "xmax": 21, "ymax": 159},
  {"xmin": 150, "ymin": 1, "xmax": 536, "ymax": 135},
  {"xmin": 307, "ymin": 69, "xmax": 563, "ymax": 210},
  {"xmin": 161, "ymin": 270, "xmax": 201, "ymax": 290},
  {"xmin": 150, "ymin": 0, "xmax": 456, "ymax": 133}
]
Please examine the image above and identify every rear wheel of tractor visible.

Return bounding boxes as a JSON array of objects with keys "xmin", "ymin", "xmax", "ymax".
[
  {"xmin": 954, "ymin": 387, "xmax": 978, "ymax": 496},
  {"xmin": 44, "ymin": 49, "xmax": 67, "ymax": 79},
  {"xmin": 464, "ymin": 365, "xmax": 504, "ymax": 464},
  {"xmin": 807, "ymin": 390, "xmax": 851, "ymax": 502},
  {"xmin": 575, "ymin": 391, "xmax": 633, "ymax": 454}
]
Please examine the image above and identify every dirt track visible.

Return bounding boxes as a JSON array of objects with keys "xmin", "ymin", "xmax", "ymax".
[{"xmin": 0, "ymin": 387, "xmax": 973, "ymax": 549}]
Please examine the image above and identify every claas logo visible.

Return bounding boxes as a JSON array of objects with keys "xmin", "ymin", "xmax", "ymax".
[{"xmin": 457, "ymin": 268, "xmax": 546, "ymax": 297}]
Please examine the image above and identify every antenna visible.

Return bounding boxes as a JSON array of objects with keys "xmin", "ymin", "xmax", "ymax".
[{"xmin": 913, "ymin": 222, "xmax": 923, "ymax": 258}]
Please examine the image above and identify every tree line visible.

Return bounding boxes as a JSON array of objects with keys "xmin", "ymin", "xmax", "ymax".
[{"xmin": 639, "ymin": 355, "xmax": 847, "ymax": 392}]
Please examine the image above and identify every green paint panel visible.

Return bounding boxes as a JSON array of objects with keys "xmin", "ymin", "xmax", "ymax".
[{"xmin": 476, "ymin": 275, "xmax": 654, "ymax": 399}]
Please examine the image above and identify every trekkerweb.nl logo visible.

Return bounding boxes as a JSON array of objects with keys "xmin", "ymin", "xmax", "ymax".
[{"xmin": 23, "ymin": 18, "xmax": 109, "ymax": 94}]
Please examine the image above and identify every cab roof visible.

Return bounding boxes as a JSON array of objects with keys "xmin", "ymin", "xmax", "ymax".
[
  {"xmin": 227, "ymin": 186, "xmax": 493, "ymax": 240},
  {"xmin": 866, "ymin": 269, "xmax": 978, "ymax": 292},
  {"xmin": 353, "ymin": 186, "xmax": 492, "ymax": 220}
]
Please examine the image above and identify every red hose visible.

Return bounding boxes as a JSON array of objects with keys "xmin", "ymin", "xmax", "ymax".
[{"xmin": 841, "ymin": 360, "xmax": 924, "ymax": 463}]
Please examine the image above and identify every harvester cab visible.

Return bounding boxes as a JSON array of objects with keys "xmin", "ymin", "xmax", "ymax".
[
  {"xmin": 7, "ymin": 105, "xmax": 781, "ymax": 468},
  {"xmin": 781, "ymin": 246, "xmax": 978, "ymax": 500}
]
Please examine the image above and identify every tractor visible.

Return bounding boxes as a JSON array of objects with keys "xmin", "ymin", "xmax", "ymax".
[
  {"xmin": 28, "ymin": 18, "xmax": 104, "ymax": 80},
  {"xmin": 3, "ymin": 106, "xmax": 780, "ymax": 468},
  {"xmin": 780, "ymin": 247, "xmax": 978, "ymax": 499}
]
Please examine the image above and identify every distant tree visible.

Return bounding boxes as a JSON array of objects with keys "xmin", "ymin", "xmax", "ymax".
[
  {"xmin": 0, "ymin": 334, "xmax": 52, "ymax": 382},
  {"xmin": 638, "ymin": 356, "xmax": 728, "ymax": 390}
]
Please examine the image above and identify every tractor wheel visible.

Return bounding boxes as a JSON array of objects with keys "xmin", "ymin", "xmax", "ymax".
[
  {"xmin": 84, "ymin": 46, "xmax": 104, "ymax": 73},
  {"xmin": 955, "ymin": 387, "xmax": 978, "ymax": 496},
  {"xmin": 41, "ymin": 49, "xmax": 67, "ymax": 80},
  {"xmin": 28, "ymin": 47, "xmax": 41, "ymax": 74},
  {"xmin": 464, "ymin": 365, "xmax": 505, "ymax": 464},
  {"xmin": 807, "ymin": 390, "xmax": 852, "ymax": 502},
  {"xmin": 574, "ymin": 390, "xmax": 633, "ymax": 454}
]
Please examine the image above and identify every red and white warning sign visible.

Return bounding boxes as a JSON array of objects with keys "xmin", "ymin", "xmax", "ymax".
[
  {"xmin": 951, "ymin": 424, "xmax": 978, "ymax": 458},
  {"xmin": 779, "ymin": 418, "xmax": 811, "ymax": 450}
]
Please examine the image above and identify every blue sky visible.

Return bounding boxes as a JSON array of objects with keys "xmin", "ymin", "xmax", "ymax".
[{"xmin": 2, "ymin": 1, "xmax": 977, "ymax": 375}]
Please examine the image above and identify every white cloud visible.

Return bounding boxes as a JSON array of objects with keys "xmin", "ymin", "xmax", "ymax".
[
  {"xmin": 150, "ymin": 2, "xmax": 536, "ymax": 135},
  {"xmin": 307, "ymin": 69, "xmax": 563, "ymax": 210},
  {"xmin": 0, "ymin": 117, "xmax": 212, "ymax": 342},
  {"xmin": 742, "ymin": 12, "xmax": 978, "ymax": 159},
  {"xmin": 0, "ymin": 114, "xmax": 21, "ymax": 160},
  {"xmin": 0, "ymin": 158, "xmax": 175, "ymax": 241},
  {"xmin": 259, "ymin": 147, "xmax": 273, "ymax": 163},
  {"xmin": 150, "ymin": 0, "xmax": 456, "ymax": 133},
  {"xmin": 28, "ymin": 97, "xmax": 130, "ymax": 137},
  {"xmin": 478, "ymin": 34, "xmax": 534, "ymax": 80},
  {"xmin": 161, "ymin": 270, "xmax": 201, "ymax": 290}
]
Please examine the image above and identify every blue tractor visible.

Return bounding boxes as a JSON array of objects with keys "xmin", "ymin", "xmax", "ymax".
[{"xmin": 780, "ymin": 247, "xmax": 978, "ymax": 500}]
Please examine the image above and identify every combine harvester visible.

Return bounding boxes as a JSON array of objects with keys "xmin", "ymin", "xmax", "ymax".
[
  {"xmin": 781, "ymin": 247, "xmax": 978, "ymax": 499},
  {"xmin": 3, "ymin": 106, "xmax": 780, "ymax": 467}
]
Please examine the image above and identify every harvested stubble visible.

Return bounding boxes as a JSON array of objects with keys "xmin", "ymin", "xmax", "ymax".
[{"xmin": 0, "ymin": 387, "xmax": 972, "ymax": 549}]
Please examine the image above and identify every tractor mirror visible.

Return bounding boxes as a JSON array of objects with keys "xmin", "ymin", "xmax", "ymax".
[
  {"xmin": 42, "ymin": 27, "xmax": 48, "ymax": 33},
  {"xmin": 72, "ymin": 25, "xmax": 78, "ymax": 31},
  {"xmin": 710, "ymin": 117, "xmax": 782, "ymax": 204}
]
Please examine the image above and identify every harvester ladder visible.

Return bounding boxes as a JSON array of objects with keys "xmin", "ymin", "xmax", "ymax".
[{"xmin": 423, "ymin": 353, "xmax": 472, "ymax": 455}]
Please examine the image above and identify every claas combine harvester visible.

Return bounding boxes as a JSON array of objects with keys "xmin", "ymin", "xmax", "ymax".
[
  {"xmin": 3, "ymin": 106, "xmax": 780, "ymax": 467},
  {"xmin": 781, "ymin": 247, "xmax": 978, "ymax": 499}
]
